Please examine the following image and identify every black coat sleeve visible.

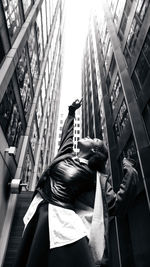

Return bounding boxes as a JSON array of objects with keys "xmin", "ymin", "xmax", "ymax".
[
  {"xmin": 57, "ymin": 111, "xmax": 75, "ymax": 155},
  {"xmin": 105, "ymin": 166, "xmax": 139, "ymax": 217},
  {"xmin": 34, "ymin": 110, "xmax": 75, "ymax": 192}
]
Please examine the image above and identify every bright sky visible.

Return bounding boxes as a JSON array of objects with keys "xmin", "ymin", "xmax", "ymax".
[{"xmin": 59, "ymin": 0, "xmax": 102, "ymax": 113}]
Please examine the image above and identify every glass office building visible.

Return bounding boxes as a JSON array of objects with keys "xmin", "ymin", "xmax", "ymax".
[
  {"xmin": 0, "ymin": 0, "xmax": 64, "ymax": 265},
  {"xmin": 82, "ymin": 0, "xmax": 150, "ymax": 266}
]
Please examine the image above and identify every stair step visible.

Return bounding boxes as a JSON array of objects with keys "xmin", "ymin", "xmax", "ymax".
[{"xmin": 3, "ymin": 191, "xmax": 33, "ymax": 267}]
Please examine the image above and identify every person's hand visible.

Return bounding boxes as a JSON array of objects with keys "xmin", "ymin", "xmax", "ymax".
[
  {"xmin": 122, "ymin": 157, "xmax": 134, "ymax": 170},
  {"xmin": 69, "ymin": 99, "xmax": 82, "ymax": 115},
  {"xmin": 70, "ymin": 99, "xmax": 82, "ymax": 110}
]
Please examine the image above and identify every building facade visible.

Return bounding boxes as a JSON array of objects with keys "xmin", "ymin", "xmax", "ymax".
[
  {"xmin": 56, "ymin": 109, "xmax": 81, "ymax": 155},
  {"xmin": 0, "ymin": 0, "xmax": 64, "ymax": 265},
  {"xmin": 82, "ymin": 0, "xmax": 150, "ymax": 266}
]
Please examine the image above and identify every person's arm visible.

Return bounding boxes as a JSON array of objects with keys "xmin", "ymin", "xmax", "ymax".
[
  {"xmin": 105, "ymin": 159, "xmax": 139, "ymax": 217},
  {"xmin": 57, "ymin": 99, "xmax": 82, "ymax": 156}
]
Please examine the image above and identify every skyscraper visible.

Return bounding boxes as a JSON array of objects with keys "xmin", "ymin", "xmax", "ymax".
[
  {"xmin": 82, "ymin": 0, "xmax": 150, "ymax": 266},
  {"xmin": 55, "ymin": 109, "xmax": 81, "ymax": 155},
  {"xmin": 0, "ymin": 0, "xmax": 64, "ymax": 265}
]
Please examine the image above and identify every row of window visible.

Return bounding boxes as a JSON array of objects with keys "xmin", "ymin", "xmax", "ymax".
[
  {"xmin": 0, "ymin": 9, "xmax": 61, "ymax": 153},
  {"xmin": 124, "ymin": 0, "xmax": 149, "ymax": 65},
  {"xmin": 118, "ymin": 0, "xmax": 133, "ymax": 42},
  {"xmin": 132, "ymin": 27, "xmax": 150, "ymax": 94},
  {"xmin": 110, "ymin": 0, "xmax": 126, "ymax": 28},
  {"xmin": 74, "ymin": 130, "xmax": 80, "ymax": 134},
  {"xmin": 0, "ymin": 0, "xmax": 59, "ymax": 67}
]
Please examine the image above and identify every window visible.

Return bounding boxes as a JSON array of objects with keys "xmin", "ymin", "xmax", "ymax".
[
  {"xmin": 36, "ymin": 96, "xmax": 42, "ymax": 127},
  {"xmin": 131, "ymin": 71, "xmax": 142, "ymax": 95},
  {"xmin": 2, "ymin": 0, "xmax": 21, "ymax": 42},
  {"xmin": 0, "ymin": 35, "xmax": 5, "ymax": 66},
  {"xmin": 113, "ymin": 0, "xmax": 126, "ymax": 27},
  {"xmin": 109, "ymin": 54, "xmax": 116, "ymax": 78},
  {"xmin": 125, "ymin": 0, "xmax": 150, "ymax": 55},
  {"xmin": 143, "ymin": 30, "xmax": 150, "ymax": 65},
  {"xmin": 41, "ymin": 0, "xmax": 48, "ymax": 48},
  {"xmin": 132, "ymin": 28, "xmax": 150, "ymax": 91},
  {"xmin": 0, "ymin": 82, "xmax": 23, "ymax": 146},
  {"xmin": 35, "ymin": 11, "xmax": 44, "ymax": 67},
  {"xmin": 28, "ymin": 26, "xmax": 39, "ymax": 89},
  {"xmin": 110, "ymin": 74, "xmax": 122, "ymax": 110},
  {"xmin": 136, "ymin": 0, "xmax": 149, "ymax": 22},
  {"xmin": 46, "ymin": 0, "xmax": 51, "ymax": 34},
  {"xmin": 124, "ymin": 45, "xmax": 131, "ymax": 66},
  {"xmin": 41, "ymin": 79, "xmax": 46, "ymax": 105},
  {"xmin": 30, "ymin": 120, "xmax": 38, "ymax": 155},
  {"xmin": 118, "ymin": 0, "xmax": 133, "ymax": 41},
  {"xmin": 113, "ymin": 100, "xmax": 129, "ymax": 139},
  {"xmin": 126, "ymin": 18, "xmax": 140, "ymax": 54},
  {"xmin": 16, "ymin": 48, "xmax": 32, "ymax": 121},
  {"xmin": 143, "ymin": 100, "xmax": 150, "ymax": 140},
  {"xmin": 135, "ymin": 51, "xmax": 149, "ymax": 85},
  {"xmin": 22, "ymin": 0, "xmax": 32, "ymax": 17},
  {"xmin": 22, "ymin": 151, "xmax": 32, "ymax": 186}
]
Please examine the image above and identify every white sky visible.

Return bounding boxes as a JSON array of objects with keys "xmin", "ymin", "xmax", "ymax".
[{"xmin": 59, "ymin": 0, "xmax": 102, "ymax": 113}]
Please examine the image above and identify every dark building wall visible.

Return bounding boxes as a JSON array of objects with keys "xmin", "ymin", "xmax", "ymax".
[
  {"xmin": 82, "ymin": 0, "xmax": 150, "ymax": 266},
  {"xmin": 0, "ymin": 0, "xmax": 64, "ymax": 265}
]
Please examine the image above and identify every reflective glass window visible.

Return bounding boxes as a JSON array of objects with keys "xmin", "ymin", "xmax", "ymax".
[
  {"xmin": 118, "ymin": 4, "xmax": 129, "ymax": 42},
  {"xmin": 143, "ymin": 100, "xmax": 150, "ymax": 140},
  {"xmin": 35, "ymin": 11, "xmax": 44, "ymax": 67},
  {"xmin": 127, "ymin": 18, "xmax": 140, "ymax": 54},
  {"xmin": 30, "ymin": 120, "xmax": 38, "ymax": 155},
  {"xmin": 110, "ymin": 74, "xmax": 122, "ymax": 110},
  {"xmin": 41, "ymin": 136, "xmax": 45, "ymax": 161},
  {"xmin": 16, "ymin": 48, "xmax": 32, "ymax": 121},
  {"xmin": 109, "ymin": 54, "xmax": 116, "ymax": 78},
  {"xmin": 22, "ymin": 0, "xmax": 32, "ymax": 16},
  {"xmin": 41, "ymin": 0, "xmax": 48, "ymax": 48},
  {"xmin": 46, "ymin": 0, "xmax": 51, "ymax": 33},
  {"xmin": 131, "ymin": 71, "xmax": 142, "ymax": 95},
  {"xmin": 44, "ymin": 116, "xmax": 48, "ymax": 138},
  {"xmin": 38, "ymin": 159, "xmax": 43, "ymax": 177},
  {"xmin": 41, "ymin": 78, "xmax": 46, "ymax": 105},
  {"xmin": 132, "ymin": 29, "xmax": 150, "ymax": 90},
  {"xmin": 36, "ymin": 96, "xmax": 43, "ymax": 128},
  {"xmin": 51, "ymin": 0, "xmax": 57, "ymax": 18},
  {"xmin": 102, "ymin": 29, "xmax": 110, "ymax": 57},
  {"xmin": 105, "ymin": 41, "xmax": 113, "ymax": 72},
  {"xmin": 143, "ymin": 30, "xmax": 150, "ymax": 65},
  {"xmin": 28, "ymin": 27, "xmax": 39, "ymax": 90},
  {"xmin": 136, "ymin": 0, "xmax": 149, "ymax": 22},
  {"xmin": 45, "ymin": 62, "xmax": 49, "ymax": 89},
  {"xmin": 110, "ymin": 0, "xmax": 118, "ymax": 16},
  {"xmin": 124, "ymin": 45, "xmax": 131, "ymax": 66},
  {"xmin": 114, "ymin": 0, "xmax": 126, "ymax": 26},
  {"xmin": 2, "ymin": 0, "xmax": 21, "ymax": 41},
  {"xmin": 114, "ymin": 100, "xmax": 129, "ymax": 139},
  {"xmin": 135, "ymin": 51, "xmax": 149, "ymax": 85},
  {"xmin": 0, "ymin": 34, "xmax": 5, "ymax": 65},
  {"xmin": 22, "ymin": 151, "xmax": 32, "ymax": 186},
  {"xmin": 0, "ymin": 82, "xmax": 23, "ymax": 146}
]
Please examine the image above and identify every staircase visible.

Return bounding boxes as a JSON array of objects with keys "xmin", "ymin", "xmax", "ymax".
[{"xmin": 3, "ymin": 191, "xmax": 33, "ymax": 267}]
